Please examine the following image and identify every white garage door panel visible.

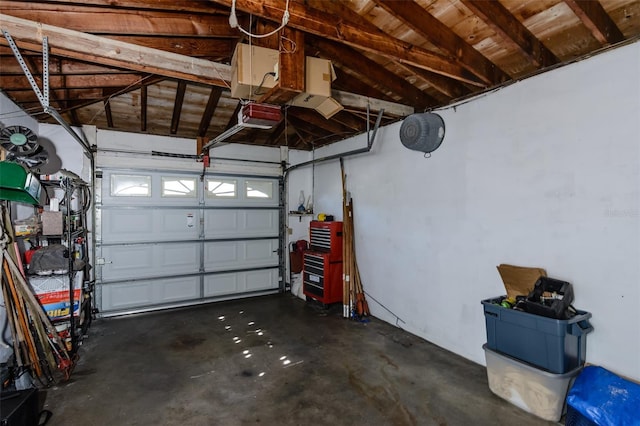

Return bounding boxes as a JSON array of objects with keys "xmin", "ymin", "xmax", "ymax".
[
  {"xmin": 204, "ymin": 239, "xmax": 278, "ymax": 272},
  {"xmin": 102, "ymin": 276, "xmax": 200, "ymax": 312},
  {"xmin": 203, "ymin": 268, "xmax": 278, "ymax": 297},
  {"xmin": 101, "ymin": 208, "xmax": 200, "ymax": 243},
  {"xmin": 204, "ymin": 210, "xmax": 278, "ymax": 238},
  {"xmin": 101, "ymin": 243, "xmax": 200, "ymax": 280},
  {"xmin": 101, "ymin": 209, "xmax": 154, "ymax": 241},
  {"xmin": 246, "ymin": 269, "xmax": 279, "ymax": 291},
  {"xmin": 96, "ymin": 166, "xmax": 282, "ymax": 316}
]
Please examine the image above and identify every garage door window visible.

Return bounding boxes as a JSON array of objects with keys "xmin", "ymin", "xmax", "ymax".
[
  {"xmin": 161, "ymin": 177, "xmax": 197, "ymax": 198},
  {"xmin": 110, "ymin": 174, "xmax": 151, "ymax": 197},
  {"xmin": 206, "ymin": 179, "xmax": 237, "ymax": 198},
  {"xmin": 246, "ymin": 180, "xmax": 273, "ymax": 199}
]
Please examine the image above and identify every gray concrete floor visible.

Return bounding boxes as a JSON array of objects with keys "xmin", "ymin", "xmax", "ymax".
[{"xmin": 42, "ymin": 294, "xmax": 556, "ymax": 425}]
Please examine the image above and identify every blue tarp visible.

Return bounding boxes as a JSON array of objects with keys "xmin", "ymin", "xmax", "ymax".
[{"xmin": 567, "ymin": 366, "xmax": 640, "ymax": 426}]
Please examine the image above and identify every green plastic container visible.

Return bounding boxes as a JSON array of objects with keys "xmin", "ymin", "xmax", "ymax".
[{"xmin": 0, "ymin": 161, "xmax": 41, "ymax": 205}]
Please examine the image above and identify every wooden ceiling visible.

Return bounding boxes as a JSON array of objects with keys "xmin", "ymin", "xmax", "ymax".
[{"xmin": 1, "ymin": 0, "xmax": 639, "ymax": 151}]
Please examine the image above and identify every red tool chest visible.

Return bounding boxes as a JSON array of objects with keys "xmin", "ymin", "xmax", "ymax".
[{"xmin": 303, "ymin": 221, "xmax": 343, "ymax": 304}]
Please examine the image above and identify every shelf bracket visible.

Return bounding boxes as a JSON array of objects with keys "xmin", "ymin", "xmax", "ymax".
[{"xmin": 3, "ymin": 30, "xmax": 93, "ymax": 159}]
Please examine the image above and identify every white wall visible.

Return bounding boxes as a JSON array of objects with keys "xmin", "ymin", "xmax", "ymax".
[
  {"xmin": 305, "ymin": 41, "xmax": 640, "ymax": 381},
  {"xmin": 0, "ymin": 94, "xmax": 38, "ymax": 131}
]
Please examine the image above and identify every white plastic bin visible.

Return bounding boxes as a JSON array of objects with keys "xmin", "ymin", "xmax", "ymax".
[{"xmin": 483, "ymin": 344, "xmax": 582, "ymax": 422}]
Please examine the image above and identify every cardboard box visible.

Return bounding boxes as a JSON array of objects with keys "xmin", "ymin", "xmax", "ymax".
[
  {"xmin": 29, "ymin": 272, "xmax": 83, "ymax": 320},
  {"xmin": 41, "ymin": 211, "xmax": 63, "ymax": 236},
  {"xmin": 291, "ymin": 57, "xmax": 342, "ymax": 118},
  {"xmin": 230, "ymin": 44, "xmax": 279, "ymax": 100},
  {"xmin": 496, "ymin": 263, "xmax": 547, "ymax": 299},
  {"xmin": 36, "ymin": 290, "xmax": 81, "ymax": 320},
  {"xmin": 314, "ymin": 97, "xmax": 344, "ymax": 119}
]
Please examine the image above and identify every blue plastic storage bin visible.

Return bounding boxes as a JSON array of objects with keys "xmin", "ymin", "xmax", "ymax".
[
  {"xmin": 482, "ymin": 297, "xmax": 593, "ymax": 373},
  {"xmin": 566, "ymin": 366, "xmax": 640, "ymax": 426}
]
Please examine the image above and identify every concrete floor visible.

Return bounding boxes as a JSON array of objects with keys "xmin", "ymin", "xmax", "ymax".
[{"xmin": 42, "ymin": 294, "xmax": 557, "ymax": 425}]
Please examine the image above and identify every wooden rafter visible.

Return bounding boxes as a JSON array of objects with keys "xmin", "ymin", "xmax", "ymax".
[
  {"xmin": 0, "ymin": 57, "xmax": 132, "ymax": 75},
  {"xmin": 258, "ymin": 27, "xmax": 305, "ymax": 104},
  {"xmin": 0, "ymin": 14, "xmax": 232, "ymax": 87},
  {"xmin": 103, "ymin": 98, "xmax": 113, "ymax": 127},
  {"xmin": 210, "ymin": 0, "xmax": 486, "ymax": 86},
  {"xmin": 563, "ymin": 0, "xmax": 624, "ymax": 45},
  {"xmin": 225, "ymin": 101, "xmax": 242, "ymax": 131},
  {"xmin": 28, "ymin": 0, "xmax": 229, "ymax": 15},
  {"xmin": 310, "ymin": 37, "xmax": 438, "ymax": 110},
  {"xmin": 170, "ymin": 80, "xmax": 187, "ymax": 135},
  {"xmin": 265, "ymin": 120, "xmax": 286, "ymax": 146},
  {"xmin": 6, "ymin": 88, "xmax": 103, "ymax": 102},
  {"xmin": 57, "ymin": 75, "xmax": 164, "ymax": 114},
  {"xmin": 105, "ymin": 36, "xmax": 235, "ymax": 59},
  {"xmin": 1, "ymin": 3, "xmax": 237, "ymax": 37},
  {"xmin": 288, "ymin": 107, "xmax": 354, "ymax": 136},
  {"xmin": 371, "ymin": 0, "xmax": 509, "ymax": 85},
  {"xmin": 0, "ymin": 73, "xmax": 144, "ymax": 90},
  {"xmin": 198, "ymin": 86, "xmax": 223, "ymax": 137},
  {"xmin": 399, "ymin": 64, "xmax": 471, "ymax": 102},
  {"xmin": 331, "ymin": 67, "xmax": 394, "ymax": 103},
  {"xmin": 331, "ymin": 111, "xmax": 366, "ymax": 133},
  {"xmin": 140, "ymin": 84, "xmax": 147, "ymax": 132},
  {"xmin": 461, "ymin": 0, "xmax": 558, "ymax": 68}
]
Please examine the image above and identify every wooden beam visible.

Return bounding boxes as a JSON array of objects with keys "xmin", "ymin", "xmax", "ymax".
[
  {"xmin": 288, "ymin": 107, "xmax": 353, "ymax": 136},
  {"xmin": 371, "ymin": 0, "xmax": 509, "ymax": 85},
  {"xmin": 105, "ymin": 36, "xmax": 235, "ymax": 59},
  {"xmin": 331, "ymin": 67, "xmax": 395, "ymax": 103},
  {"xmin": 400, "ymin": 65, "xmax": 471, "ymax": 101},
  {"xmin": 103, "ymin": 99, "xmax": 114, "ymax": 127},
  {"xmin": 310, "ymin": 37, "xmax": 438, "ymax": 110},
  {"xmin": 332, "ymin": 90, "xmax": 414, "ymax": 117},
  {"xmin": 286, "ymin": 115, "xmax": 327, "ymax": 138},
  {"xmin": 331, "ymin": 111, "xmax": 366, "ymax": 133},
  {"xmin": 210, "ymin": 0, "xmax": 485, "ymax": 86},
  {"xmin": 461, "ymin": 0, "xmax": 558, "ymax": 68},
  {"xmin": 563, "ymin": 0, "xmax": 624, "ymax": 45},
  {"xmin": 0, "ymin": 73, "xmax": 144, "ymax": 90},
  {"xmin": 140, "ymin": 84, "xmax": 147, "ymax": 132},
  {"xmin": 198, "ymin": 86, "xmax": 223, "ymax": 137},
  {"xmin": 57, "ymin": 75, "xmax": 164, "ymax": 114},
  {"xmin": 1, "ymin": 3, "xmax": 238, "ymax": 37},
  {"xmin": 258, "ymin": 27, "xmax": 305, "ymax": 104},
  {"xmin": 303, "ymin": 0, "xmax": 466, "ymax": 101},
  {"xmin": 0, "ymin": 14, "xmax": 232, "ymax": 88},
  {"xmin": 21, "ymin": 0, "xmax": 229, "ymax": 15},
  {"xmin": 0, "ymin": 57, "xmax": 132, "ymax": 75},
  {"xmin": 225, "ymin": 101, "xmax": 242, "ymax": 131},
  {"xmin": 170, "ymin": 81, "xmax": 187, "ymax": 135},
  {"xmin": 265, "ymin": 120, "xmax": 286, "ymax": 146},
  {"xmin": 6, "ymin": 88, "xmax": 103, "ymax": 102},
  {"xmin": 277, "ymin": 27, "xmax": 305, "ymax": 93}
]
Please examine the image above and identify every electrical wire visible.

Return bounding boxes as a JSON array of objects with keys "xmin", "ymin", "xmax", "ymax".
[
  {"xmin": 253, "ymin": 72, "xmax": 277, "ymax": 96},
  {"xmin": 280, "ymin": 36, "xmax": 297, "ymax": 53},
  {"xmin": 88, "ymin": 74, "xmax": 155, "ymax": 124},
  {"xmin": 229, "ymin": 0, "xmax": 291, "ymax": 39}
]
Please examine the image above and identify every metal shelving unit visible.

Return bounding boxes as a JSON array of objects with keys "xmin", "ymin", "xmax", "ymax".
[{"xmin": 36, "ymin": 176, "xmax": 93, "ymax": 353}]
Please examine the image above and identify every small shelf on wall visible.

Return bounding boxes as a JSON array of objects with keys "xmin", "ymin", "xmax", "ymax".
[{"xmin": 289, "ymin": 211, "xmax": 314, "ymax": 222}]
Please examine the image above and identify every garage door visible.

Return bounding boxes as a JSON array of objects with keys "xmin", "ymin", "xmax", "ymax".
[{"xmin": 95, "ymin": 168, "xmax": 283, "ymax": 316}]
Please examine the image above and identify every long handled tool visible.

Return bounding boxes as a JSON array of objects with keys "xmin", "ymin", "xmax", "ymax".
[
  {"xmin": 340, "ymin": 160, "xmax": 370, "ymax": 319},
  {"xmin": 340, "ymin": 158, "xmax": 350, "ymax": 318},
  {"xmin": 1, "ymin": 206, "xmax": 75, "ymax": 381}
]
